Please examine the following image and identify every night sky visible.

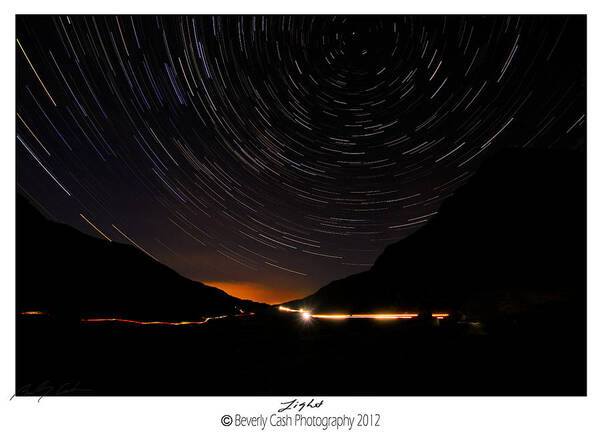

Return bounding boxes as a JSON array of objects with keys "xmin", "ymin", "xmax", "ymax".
[{"xmin": 16, "ymin": 16, "xmax": 585, "ymax": 304}]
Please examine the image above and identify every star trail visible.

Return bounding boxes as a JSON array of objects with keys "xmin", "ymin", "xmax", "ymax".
[{"xmin": 16, "ymin": 16, "xmax": 585, "ymax": 304}]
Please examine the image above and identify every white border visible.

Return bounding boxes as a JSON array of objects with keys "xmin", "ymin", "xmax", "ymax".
[{"xmin": 2, "ymin": 2, "xmax": 597, "ymax": 432}]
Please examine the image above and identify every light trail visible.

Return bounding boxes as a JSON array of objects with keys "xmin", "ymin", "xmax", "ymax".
[
  {"xmin": 20, "ymin": 310, "xmax": 255, "ymax": 326},
  {"xmin": 111, "ymin": 224, "xmax": 159, "ymax": 261},
  {"xmin": 80, "ymin": 312, "xmax": 254, "ymax": 326},
  {"xmin": 81, "ymin": 317, "xmax": 214, "ymax": 326},
  {"xmin": 16, "ymin": 38, "xmax": 57, "ymax": 106},
  {"xmin": 80, "ymin": 213, "xmax": 112, "ymax": 242},
  {"xmin": 279, "ymin": 306, "xmax": 449, "ymax": 320}
]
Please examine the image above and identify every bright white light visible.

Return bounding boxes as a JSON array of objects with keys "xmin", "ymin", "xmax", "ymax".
[{"xmin": 302, "ymin": 312, "xmax": 311, "ymax": 320}]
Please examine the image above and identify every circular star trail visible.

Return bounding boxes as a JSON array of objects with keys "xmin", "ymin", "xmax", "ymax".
[{"xmin": 16, "ymin": 16, "xmax": 585, "ymax": 303}]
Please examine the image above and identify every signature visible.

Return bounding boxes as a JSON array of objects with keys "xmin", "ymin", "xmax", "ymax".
[
  {"xmin": 10, "ymin": 380, "xmax": 92, "ymax": 402},
  {"xmin": 278, "ymin": 398, "xmax": 324, "ymax": 413}
]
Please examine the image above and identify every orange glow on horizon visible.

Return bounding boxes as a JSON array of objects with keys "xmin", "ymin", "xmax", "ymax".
[
  {"xmin": 20, "ymin": 311, "xmax": 45, "ymax": 315},
  {"xmin": 205, "ymin": 281, "xmax": 307, "ymax": 305}
]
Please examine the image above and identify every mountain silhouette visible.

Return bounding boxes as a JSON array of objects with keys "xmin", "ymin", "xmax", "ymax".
[
  {"xmin": 284, "ymin": 149, "xmax": 586, "ymax": 321},
  {"xmin": 16, "ymin": 195, "xmax": 266, "ymax": 321}
]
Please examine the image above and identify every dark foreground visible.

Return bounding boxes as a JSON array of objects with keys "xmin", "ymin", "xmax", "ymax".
[{"xmin": 16, "ymin": 308, "xmax": 585, "ymax": 396}]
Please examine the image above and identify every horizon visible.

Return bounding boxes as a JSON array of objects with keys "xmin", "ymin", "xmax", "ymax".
[{"xmin": 16, "ymin": 16, "xmax": 584, "ymax": 303}]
